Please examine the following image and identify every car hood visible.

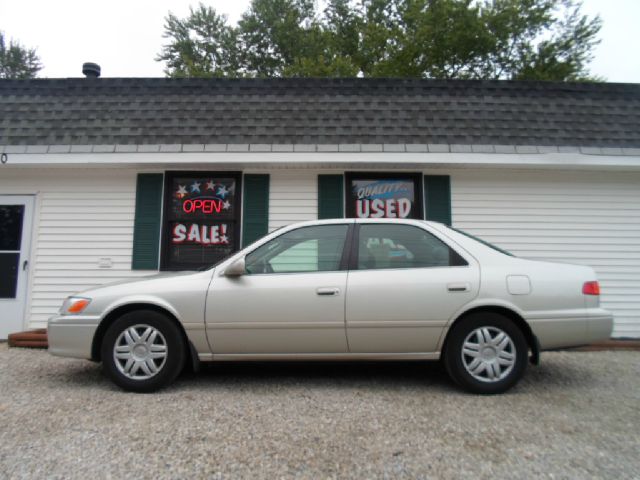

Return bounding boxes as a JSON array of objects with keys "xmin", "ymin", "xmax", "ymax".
[{"xmin": 75, "ymin": 270, "xmax": 212, "ymax": 297}]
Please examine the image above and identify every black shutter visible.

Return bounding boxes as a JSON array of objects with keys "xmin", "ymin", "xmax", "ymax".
[
  {"xmin": 423, "ymin": 175, "xmax": 452, "ymax": 225},
  {"xmin": 242, "ymin": 174, "xmax": 269, "ymax": 247},
  {"xmin": 132, "ymin": 173, "xmax": 163, "ymax": 270},
  {"xmin": 318, "ymin": 175, "xmax": 344, "ymax": 219}
]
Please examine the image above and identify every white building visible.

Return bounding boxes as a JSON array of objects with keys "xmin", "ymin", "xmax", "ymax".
[{"xmin": 1, "ymin": 77, "xmax": 639, "ymax": 339}]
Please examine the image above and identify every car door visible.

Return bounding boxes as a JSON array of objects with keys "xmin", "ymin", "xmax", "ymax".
[
  {"xmin": 205, "ymin": 223, "xmax": 352, "ymax": 354},
  {"xmin": 345, "ymin": 222, "xmax": 479, "ymax": 353}
]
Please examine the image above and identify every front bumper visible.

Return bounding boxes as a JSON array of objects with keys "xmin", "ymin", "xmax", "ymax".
[{"xmin": 47, "ymin": 315, "xmax": 100, "ymax": 359}]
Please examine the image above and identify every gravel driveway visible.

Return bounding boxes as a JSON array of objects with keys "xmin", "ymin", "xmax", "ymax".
[{"xmin": 0, "ymin": 344, "xmax": 638, "ymax": 479}]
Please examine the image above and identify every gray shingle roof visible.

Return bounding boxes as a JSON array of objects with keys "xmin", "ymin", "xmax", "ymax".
[{"xmin": 1, "ymin": 78, "xmax": 639, "ymax": 147}]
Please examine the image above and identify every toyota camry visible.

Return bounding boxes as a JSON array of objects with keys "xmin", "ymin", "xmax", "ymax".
[{"xmin": 48, "ymin": 219, "xmax": 613, "ymax": 394}]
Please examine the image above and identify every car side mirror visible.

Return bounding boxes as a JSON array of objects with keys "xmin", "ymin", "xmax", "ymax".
[{"xmin": 224, "ymin": 257, "xmax": 246, "ymax": 277}]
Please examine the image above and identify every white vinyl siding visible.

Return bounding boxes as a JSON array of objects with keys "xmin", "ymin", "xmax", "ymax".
[
  {"xmin": 265, "ymin": 171, "xmax": 320, "ymax": 272},
  {"xmin": 268, "ymin": 171, "xmax": 318, "ymax": 231},
  {"xmin": 451, "ymin": 169, "xmax": 640, "ymax": 338},
  {"xmin": 2, "ymin": 164, "xmax": 639, "ymax": 339},
  {"xmin": 0, "ymin": 168, "xmax": 149, "ymax": 328}
]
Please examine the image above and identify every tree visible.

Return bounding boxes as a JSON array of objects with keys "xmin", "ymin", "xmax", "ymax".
[
  {"xmin": 156, "ymin": 5, "xmax": 240, "ymax": 77},
  {"xmin": 157, "ymin": 0, "xmax": 602, "ymax": 81},
  {"xmin": 0, "ymin": 32, "xmax": 42, "ymax": 79}
]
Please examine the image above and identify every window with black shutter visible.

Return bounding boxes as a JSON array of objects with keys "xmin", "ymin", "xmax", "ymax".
[
  {"xmin": 161, "ymin": 172, "xmax": 242, "ymax": 271},
  {"xmin": 345, "ymin": 172, "xmax": 423, "ymax": 219}
]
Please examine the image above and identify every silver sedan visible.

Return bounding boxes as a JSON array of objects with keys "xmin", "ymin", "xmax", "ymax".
[{"xmin": 48, "ymin": 219, "xmax": 613, "ymax": 394}]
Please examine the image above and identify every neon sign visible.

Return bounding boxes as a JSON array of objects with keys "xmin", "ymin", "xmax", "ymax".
[
  {"xmin": 172, "ymin": 223, "xmax": 229, "ymax": 245},
  {"xmin": 182, "ymin": 198, "xmax": 224, "ymax": 214}
]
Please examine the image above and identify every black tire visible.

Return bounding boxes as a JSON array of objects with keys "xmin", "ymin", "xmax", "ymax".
[
  {"xmin": 443, "ymin": 312, "xmax": 528, "ymax": 394},
  {"xmin": 101, "ymin": 310, "xmax": 186, "ymax": 393}
]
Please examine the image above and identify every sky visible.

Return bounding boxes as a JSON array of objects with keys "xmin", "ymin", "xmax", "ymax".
[{"xmin": 0, "ymin": 0, "xmax": 638, "ymax": 82}]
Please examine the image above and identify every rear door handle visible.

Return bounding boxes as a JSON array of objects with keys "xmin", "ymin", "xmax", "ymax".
[
  {"xmin": 447, "ymin": 282, "xmax": 470, "ymax": 292},
  {"xmin": 316, "ymin": 287, "xmax": 340, "ymax": 296}
]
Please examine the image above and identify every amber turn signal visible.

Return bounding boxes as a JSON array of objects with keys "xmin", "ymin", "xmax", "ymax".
[{"xmin": 64, "ymin": 298, "xmax": 91, "ymax": 314}]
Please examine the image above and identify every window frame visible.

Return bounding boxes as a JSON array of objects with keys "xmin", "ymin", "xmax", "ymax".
[
  {"xmin": 348, "ymin": 223, "xmax": 469, "ymax": 271},
  {"xmin": 160, "ymin": 170, "xmax": 243, "ymax": 271},
  {"xmin": 243, "ymin": 223, "xmax": 355, "ymax": 275}
]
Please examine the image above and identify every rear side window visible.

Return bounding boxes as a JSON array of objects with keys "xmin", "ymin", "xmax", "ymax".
[{"xmin": 357, "ymin": 224, "xmax": 467, "ymax": 270}]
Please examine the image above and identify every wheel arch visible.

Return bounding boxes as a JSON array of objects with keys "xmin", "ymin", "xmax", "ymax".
[
  {"xmin": 440, "ymin": 305, "xmax": 540, "ymax": 365},
  {"xmin": 91, "ymin": 303, "xmax": 197, "ymax": 369}
]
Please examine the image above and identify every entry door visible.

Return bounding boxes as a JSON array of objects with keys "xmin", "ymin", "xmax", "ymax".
[
  {"xmin": 206, "ymin": 223, "xmax": 351, "ymax": 354},
  {"xmin": 0, "ymin": 196, "xmax": 34, "ymax": 339}
]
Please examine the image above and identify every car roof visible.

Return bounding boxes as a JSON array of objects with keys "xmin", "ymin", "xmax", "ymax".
[{"xmin": 286, "ymin": 218, "xmax": 444, "ymax": 227}]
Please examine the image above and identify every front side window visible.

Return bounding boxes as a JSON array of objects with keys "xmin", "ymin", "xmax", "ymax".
[
  {"xmin": 357, "ymin": 224, "xmax": 467, "ymax": 270},
  {"xmin": 245, "ymin": 224, "xmax": 349, "ymax": 274}
]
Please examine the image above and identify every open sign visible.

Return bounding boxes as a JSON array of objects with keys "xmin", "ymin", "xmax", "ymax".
[{"xmin": 182, "ymin": 198, "xmax": 223, "ymax": 214}]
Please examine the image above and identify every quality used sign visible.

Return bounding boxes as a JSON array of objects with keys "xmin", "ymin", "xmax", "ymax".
[{"xmin": 351, "ymin": 179, "xmax": 416, "ymax": 218}]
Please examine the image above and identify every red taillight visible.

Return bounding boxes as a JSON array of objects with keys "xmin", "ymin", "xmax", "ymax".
[{"xmin": 582, "ymin": 281, "xmax": 600, "ymax": 295}]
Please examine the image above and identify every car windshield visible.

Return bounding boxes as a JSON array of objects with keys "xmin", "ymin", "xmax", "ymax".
[{"xmin": 448, "ymin": 227, "xmax": 514, "ymax": 257}]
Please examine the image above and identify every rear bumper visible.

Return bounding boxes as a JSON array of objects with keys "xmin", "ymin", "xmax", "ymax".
[
  {"xmin": 527, "ymin": 308, "xmax": 613, "ymax": 350},
  {"xmin": 586, "ymin": 309, "xmax": 615, "ymax": 344},
  {"xmin": 47, "ymin": 315, "xmax": 100, "ymax": 360}
]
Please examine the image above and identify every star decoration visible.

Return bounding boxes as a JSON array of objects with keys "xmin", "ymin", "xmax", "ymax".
[
  {"xmin": 205, "ymin": 180, "xmax": 216, "ymax": 191},
  {"xmin": 222, "ymin": 200, "xmax": 231, "ymax": 210},
  {"xmin": 176, "ymin": 185, "xmax": 187, "ymax": 198},
  {"xmin": 217, "ymin": 185, "xmax": 229, "ymax": 198},
  {"xmin": 191, "ymin": 181, "xmax": 201, "ymax": 193},
  {"xmin": 220, "ymin": 235, "xmax": 229, "ymax": 244}
]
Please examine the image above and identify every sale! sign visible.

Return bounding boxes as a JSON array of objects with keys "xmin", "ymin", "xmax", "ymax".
[
  {"xmin": 172, "ymin": 223, "xmax": 229, "ymax": 245},
  {"xmin": 350, "ymin": 178, "xmax": 417, "ymax": 219}
]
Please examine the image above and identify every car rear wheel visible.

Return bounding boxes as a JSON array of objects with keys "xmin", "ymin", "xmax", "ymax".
[
  {"xmin": 444, "ymin": 312, "xmax": 528, "ymax": 394},
  {"xmin": 101, "ymin": 310, "xmax": 186, "ymax": 393}
]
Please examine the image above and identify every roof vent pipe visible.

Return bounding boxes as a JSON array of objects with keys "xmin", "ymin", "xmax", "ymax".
[{"xmin": 82, "ymin": 62, "xmax": 101, "ymax": 78}]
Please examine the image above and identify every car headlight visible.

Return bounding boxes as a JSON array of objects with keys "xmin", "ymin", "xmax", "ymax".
[{"xmin": 60, "ymin": 297, "xmax": 91, "ymax": 315}]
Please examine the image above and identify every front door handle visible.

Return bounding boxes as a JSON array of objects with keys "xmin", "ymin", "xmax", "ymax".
[
  {"xmin": 23, "ymin": 260, "xmax": 29, "ymax": 271},
  {"xmin": 316, "ymin": 287, "xmax": 340, "ymax": 296},
  {"xmin": 447, "ymin": 282, "xmax": 470, "ymax": 292}
]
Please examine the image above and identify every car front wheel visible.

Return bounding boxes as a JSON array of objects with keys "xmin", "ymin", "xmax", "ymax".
[
  {"xmin": 101, "ymin": 310, "xmax": 186, "ymax": 393},
  {"xmin": 444, "ymin": 313, "xmax": 528, "ymax": 394}
]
